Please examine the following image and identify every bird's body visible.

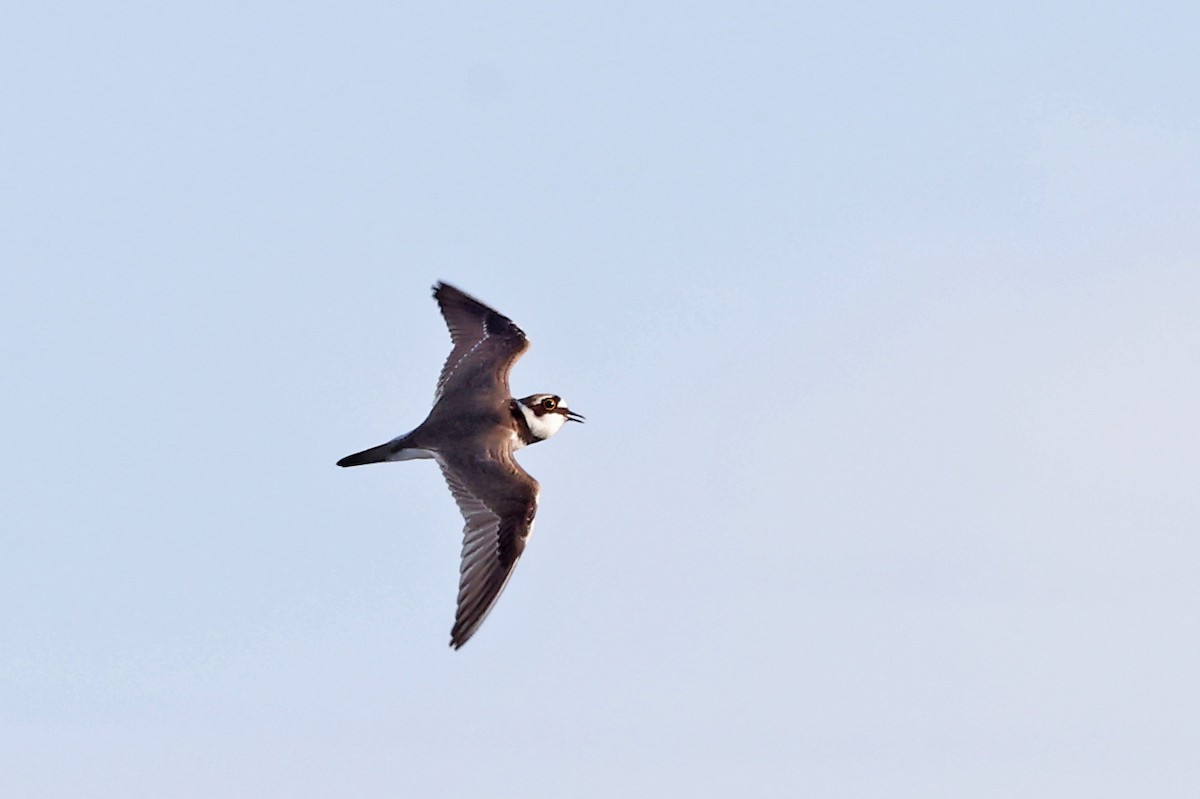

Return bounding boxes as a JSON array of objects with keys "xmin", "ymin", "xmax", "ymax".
[{"xmin": 337, "ymin": 282, "xmax": 582, "ymax": 648}]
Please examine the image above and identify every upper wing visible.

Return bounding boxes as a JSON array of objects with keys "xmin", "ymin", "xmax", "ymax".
[
  {"xmin": 434, "ymin": 451, "xmax": 540, "ymax": 649},
  {"xmin": 432, "ymin": 282, "xmax": 530, "ymax": 404}
]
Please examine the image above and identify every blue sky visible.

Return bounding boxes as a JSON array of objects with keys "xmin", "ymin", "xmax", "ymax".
[{"xmin": 3, "ymin": 2, "xmax": 1198, "ymax": 796}]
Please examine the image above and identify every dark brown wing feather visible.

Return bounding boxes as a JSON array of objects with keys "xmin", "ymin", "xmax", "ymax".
[
  {"xmin": 434, "ymin": 450, "xmax": 539, "ymax": 649},
  {"xmin": 432, "ymin": 282, "xmax": 529, "ymax": 405}
]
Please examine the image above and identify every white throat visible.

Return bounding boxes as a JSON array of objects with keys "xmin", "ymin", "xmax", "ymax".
[{"xmin": 518, "ymin": 402, "xmax": 568, "ymax": 443}]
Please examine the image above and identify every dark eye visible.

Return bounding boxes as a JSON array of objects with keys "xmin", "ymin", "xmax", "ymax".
[{"xmin": 542, "ymin": 398, "xmax": 557, "ymax": 410}]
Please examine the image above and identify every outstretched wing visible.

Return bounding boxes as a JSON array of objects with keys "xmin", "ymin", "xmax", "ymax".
[
  {"xmin": 432, "ymin": 282, "xmax": 530, "ymax": 405},
  {"xmin": 434, "ymin": 451, "xmax": 539, "ymax": 648}
]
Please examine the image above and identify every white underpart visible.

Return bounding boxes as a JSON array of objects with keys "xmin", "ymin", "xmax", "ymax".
[
  {"xmin": 386, "ymin": 447, "xmax": 434, "ymax": 461},
  {"xmin": 518, "ymin": 400, "xmax": 568, "ymax": 441}
]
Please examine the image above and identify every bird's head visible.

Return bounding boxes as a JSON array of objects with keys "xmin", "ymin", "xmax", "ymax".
[{"xmin": 515, "ymin": 394, "xmax": 584, "ymax": 442}]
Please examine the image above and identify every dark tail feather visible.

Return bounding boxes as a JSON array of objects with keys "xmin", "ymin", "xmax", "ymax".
[{"xmin": 337, "ymin": 442, "xmax": 395, "ymax": 467}]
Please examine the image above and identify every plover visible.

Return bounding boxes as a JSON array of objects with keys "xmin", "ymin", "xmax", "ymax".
[{"xmin": 337, "ymin": 282, "xmax": 583, "ymax": 648}]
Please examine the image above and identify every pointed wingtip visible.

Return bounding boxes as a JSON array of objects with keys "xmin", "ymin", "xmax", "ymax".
[
  {"xmin": 432, "ymin": 281, "xmax": 473, "ymax": 306},
  {"xmin": 448, "ymin": 622, "xmax": 474, "ymax": 650}
]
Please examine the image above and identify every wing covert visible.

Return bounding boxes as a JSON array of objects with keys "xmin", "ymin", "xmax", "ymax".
[{"xmin": 432, "ymin": 282, "xmax": 529, "ymax": 404}]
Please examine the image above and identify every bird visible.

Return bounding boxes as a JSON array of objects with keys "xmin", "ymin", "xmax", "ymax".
[{"xmin": 337, "ymin": 281, "xmax": 583, "ymax": 648}]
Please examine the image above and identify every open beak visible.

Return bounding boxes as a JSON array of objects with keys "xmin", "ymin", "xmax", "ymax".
[{"xmin": 564, "ymin": 409, "xmax": 586, "ymax": 423}]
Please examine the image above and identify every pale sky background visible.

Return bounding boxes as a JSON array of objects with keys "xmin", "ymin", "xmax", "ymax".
[{"xmin": 3, "ymin": 2, "xmax": 1198, "ymax": 797}]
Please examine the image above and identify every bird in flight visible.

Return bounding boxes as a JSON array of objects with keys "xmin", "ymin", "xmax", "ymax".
[{"xmin": 337, "ymin": 282, "xmax": 583, "ymax": 648}]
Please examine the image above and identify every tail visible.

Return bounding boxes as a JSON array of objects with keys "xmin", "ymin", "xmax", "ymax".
[{"xmin": 336, "ymin": 435, "xmax": 433, "ymax": 467}]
